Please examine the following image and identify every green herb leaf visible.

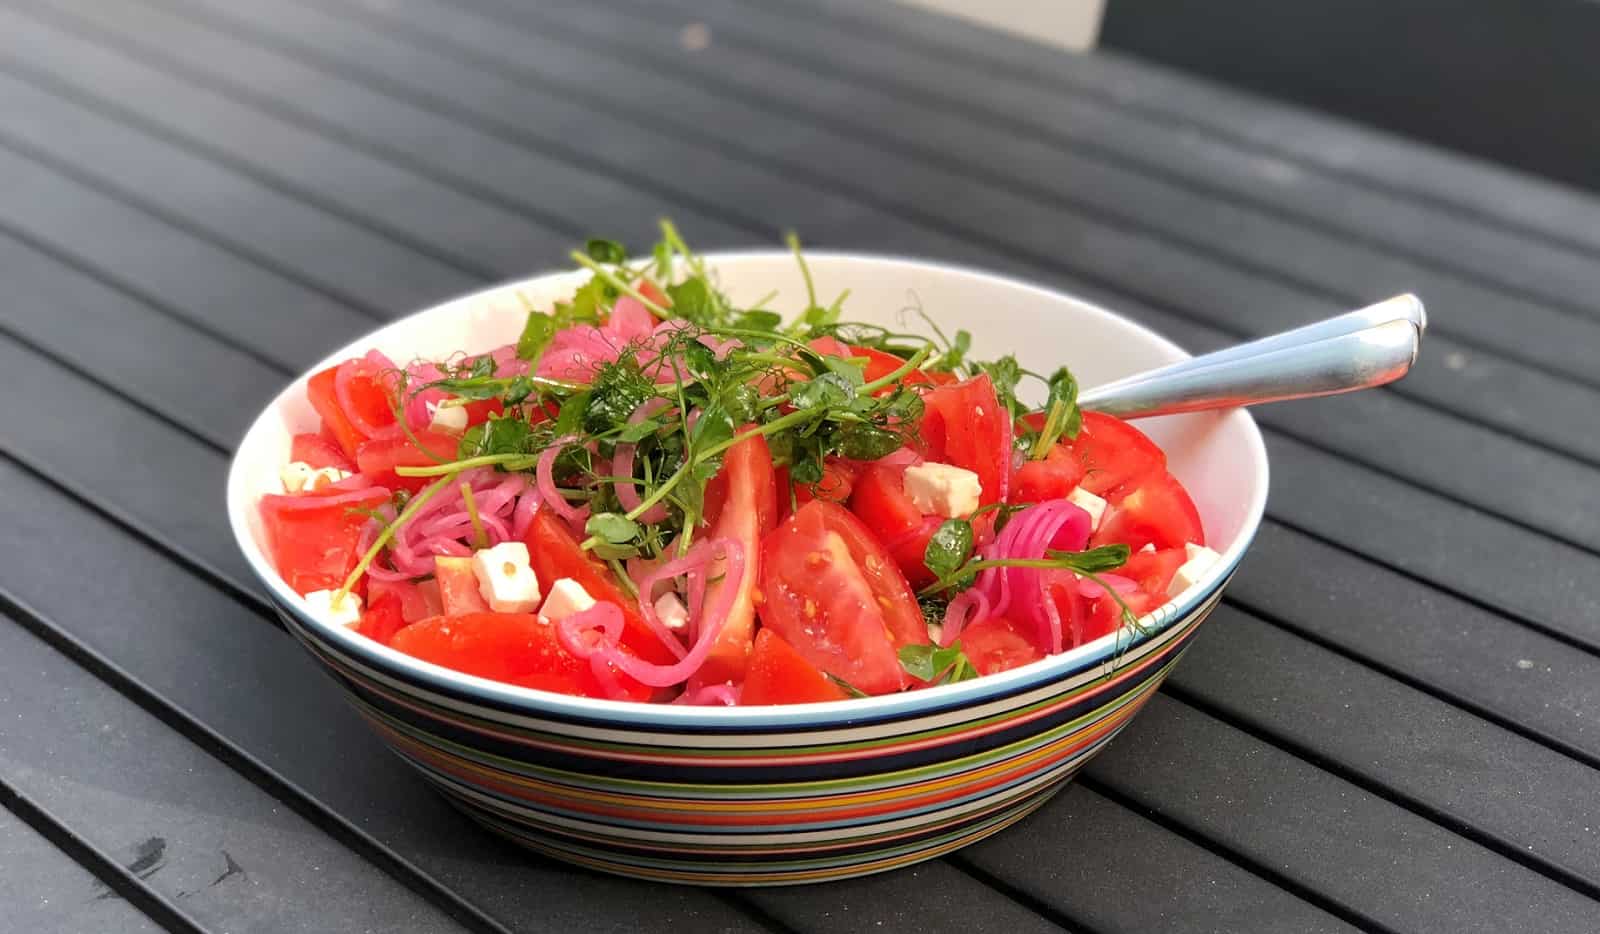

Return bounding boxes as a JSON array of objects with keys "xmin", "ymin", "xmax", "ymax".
[
  {"xmin": 733, "ymin": 309, "xmax": 783, "ymax": 333},
  {"xmin": 1044, "ymin": 543, "xmax": 1131, "ymax": 575},
  {"xmin": 923, "ymin": 519, "xmax": 974, "ymax": 579},
  {"xmin": 586, "ymin": 512, "xmax": 641, "ymax": 544},
  {"xmin": 1029, "ymin": 366, "xmax": 1082, "ymax": 458},
  {"xmin": 553, "ymin": 390, "xmax": 591, "ymax": 438},
  {"xmin": 516, "ymin": 313, "xmax": 557, "ymax": 363},
  {"xmin": 616, "ymin": 418, "xmax": 663, "ymax": 443},
  {"xmin": 790, "ymin": 372, "xmax": 856, "ymax": 410},
  {"xmin": 897, "ymin": 642, "xmax": 981, "ymax": 685},
  {"xmin": 974, "ymin": 355, "xmax": 1027, "ymax": 420},
  {"xmin": 457, "ymin": 415, "xmax": 536, "ymax": 460},
  {"xmin": 585, "ymin": 238, "xmax": 628, "ymax": 264},
  {"xmin": 824, "ymin": 672, "xmax": 869, "ymax": 698},
  {"xmin": 666, "ymin": 277, "xmax": 716, "ymax": 326},
  {"xmin": 930, "ymin": 329, "xmax": 972, "ymax": 372},
  {"xmin": 835, "ymin": 422, "xmax": 903, "ymax": 460}
]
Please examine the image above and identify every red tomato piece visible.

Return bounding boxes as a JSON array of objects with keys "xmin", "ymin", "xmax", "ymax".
[
  {"xmin": 920, "ymin": 374, "xmax": 1011, "ymax": 507},
  {"xmin": 389, "ymin": 612, "xmax": 650, "ymax": 700},
  {"xmin": 1011, "ymin": 443, "xmax": 1085, "ymax": 504},
  {"xmin": 787, "ymin": 458, "xmax": 861, "ymax": 510},
  {"xmin": 756, "ymin": 501, "xmax": 928, "ymax": 695},
  {"xmin": 740, "ymin": 629, "xmax": 849, "ymax": 705},
  {"xmin": 368, "ymin": 577, "xmax": 443, "ymax": 624},
  {"xmin": 1023, "ymin": 410, "xmax": 1165, "ymax": 497},
  {"xmin": 433, "ymin": 555, "xmax": 490, "ymax": 616},
  {"xmin": 355, "ymin": 430, "xmax": 461, "ymax": 493},
  {"xmin": 259, "ymin": 486, "xmax": 388, "ymax": 595},
  {"xmin": 356, "ymin": 590, "xmax": 408, "ymax": 644},
  {"xmin": 1117, "ymin": 547, "xmax": 1187, "ymax": 601},
  {"xmin": 306, "ymin": 366, "xmax": 366, "ymax": 460},
  {"xmin": 960, "ymin": 617, "xmax": 1044, "ymax": 676},
  {"xmin": 521, "ymin": 510, "xmax": 678, "ymax": 666},
  {"xmin": 290, "ymin": 432, "xmax": 355, "ymax": 472},
  {"xmin": 637, "ymin": 279, "xmax": 671, "ymax": 310},
  {"xmin": 1091, "ymin": 471, "xmax": 1205, "ymax": 553},
  {"xmin": 848, "ymin": 464, "xmax": 943, "ymax": 588},
  {"xmin": 695, "ymin": 433, "xmax": 778, "ymax": 685},
  {"xmin": 807, "ymin": 337, "xmax": 951, "ymax": 394},
  {"xmin": 461, "ymin": 398, "xmax": 505, "ymax": 427}
]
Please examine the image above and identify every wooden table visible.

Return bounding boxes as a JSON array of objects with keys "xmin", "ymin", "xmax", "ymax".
[{"xmin": 3, "ymin": 0, "xmax": 1599, "ymax": 931}]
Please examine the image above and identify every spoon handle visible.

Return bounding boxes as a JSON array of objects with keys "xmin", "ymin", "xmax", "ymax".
[
  {"xmin": 1084, "ymin": 294, "xmax": 1425, "ymax": 399},
  {"xmin": 1079, "ymin": 318, "xmax": 1421, "ymax": 420}
]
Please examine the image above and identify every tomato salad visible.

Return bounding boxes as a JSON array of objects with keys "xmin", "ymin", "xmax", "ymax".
[{"xmin": 259, "ymin": 225, "xmax": 1220, "ymax": 705}]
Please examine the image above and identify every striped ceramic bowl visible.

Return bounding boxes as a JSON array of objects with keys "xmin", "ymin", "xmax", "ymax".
[{"xmin": 227, "ymin": 253, "xmax": 1268, "ymax": 886}]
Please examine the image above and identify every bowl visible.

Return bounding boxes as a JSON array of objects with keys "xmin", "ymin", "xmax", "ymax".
[{"xmin": 226, "ymin": 252, "xmax": 1268, "ymax": 886}]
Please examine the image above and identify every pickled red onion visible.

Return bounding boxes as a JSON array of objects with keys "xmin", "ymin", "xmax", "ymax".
[{"xmin": 612, "ymin": 399, "xmax": 671, "ymax": 525}]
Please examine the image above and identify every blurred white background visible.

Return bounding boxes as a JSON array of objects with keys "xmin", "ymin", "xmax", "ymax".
[{"xmin": 890, "ymin": 0, "xmax": 1105, "ymax": 50}]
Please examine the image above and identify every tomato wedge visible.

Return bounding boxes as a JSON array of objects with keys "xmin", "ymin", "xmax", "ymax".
[
  {"xmin": 1117, "ymin": 547, "xmax": 1187, "ymax": 601},
  {"xmin": 356, "ymin": 590, "xmax": 409, "ymax": 644},
  {"xmin": 368, "ymin": 577, "xmax": 444, "ymax": 625},
  {"xmin": 1012, "ymin": 443, "xmax": 1084, "ymax": 504},
  {"xmin": 389, "ymin": 612, "xmax": 650, "ymax": 700},
  {"xmin": 960, "ymin": 617, "xmax": 1044, "ymax": 676},
  {"xmin": 694, "ymin": 432, "xmax": 777, "ymax": 685},
  {"xmin": 521, "ymin": 510, "xmax": 678, "ymax": 666},
  {"xmin": 259, "ymin": 485, "xmax": 388, "ymax": 595},
  {"xmin": 307, "ymin": 359, "xmax": 400, "ymax": 460},
  {"xmin": 920, "ymin": 374, "xmax": 1011, "ymax": 506},
  {"xmin": 1091, "ymin": 471, "xmax": 1205, "ymax": 552},
  {"xmin": 355, "ymin": 430, "xmax": 461, "ymax": 493},
  {"xmin": 757, "ymin": 501, "xmax": 928, "ymax": 695},
  {"xmin": 848, "ymin": 464, "xmax": 940, "ymax": 588},
  {"xmin": 741, "ymin": 629, "xmax": 849, "ymax": 705},
  {"xmin": 291, "ymin": 432, "xmax": 354, "ymax": 472},
  {"xmin": 433, "ymin": 555, "xmax": 490, "ymax": 616},
  {"xmin": 807, "ymin": 337, "xmax": 953, "ymax": 393},
  {"xmin": 1022, "ymin": 410, "xmax": 1165, "ymax": 497},
  {"xmin": 775, "ymin": 457, "xmax": 861, "ymax": 517}
]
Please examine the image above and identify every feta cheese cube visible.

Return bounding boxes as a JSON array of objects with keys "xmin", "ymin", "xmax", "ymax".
[
  {"xmin": 429, "ymin": 402, "xmax": 468, "ymax": 434},
  {"xmin": 471, "ymin": 542, "xmax": 542, "ymax": 613},
  {"xmin": 902, "ymin": 462, "xmax": 982, "ymax": 518},
  {"xmin": 304, "ymin": 589, "xmax": 362, "ymax": 628},
  {"xmin": 281, "ymin": 461, "xmax": 350, "ymax": 493},
  {"xmin": 653, "ymin": 592, "xmax": 690, "ymax": 631},
  {"xmin": 1167, "ymin": 544, "xmax": 1222, "ymax": 599},
  {"xmin": 541, "ymin": 578, "xmax": 596, "ymax": 622},
  {"xmin": 1066, "ymin": 486, "xmax": 1107, "ymax": 530}
]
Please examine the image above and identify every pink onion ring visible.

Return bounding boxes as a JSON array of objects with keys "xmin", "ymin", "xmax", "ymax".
[
  {"xmin": 536, "ymin": 436, "xmax": 585, "ymax": 523},
  {"xmin": 612, "ymin": 398, "xmax": 671, "ymax": 524}
]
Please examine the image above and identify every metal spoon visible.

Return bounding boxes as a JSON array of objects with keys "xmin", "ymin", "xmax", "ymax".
[{"xmin": 1077, "ymin": 295, "xmax": 1424, "ymax": 420}]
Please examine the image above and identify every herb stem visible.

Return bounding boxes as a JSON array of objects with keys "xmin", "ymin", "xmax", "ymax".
[
  {"xmin": 569, "ymin": 251, "xmax": 672, "ymax": 319},
  {"xmin": 336, "ymin": 470, "xmax": 462, "ymax": 603},
  {"xmin": 396, "ymin": 453, "xmax": 530, "ymax": 477},
  {"xmin": 460, "ymin": 482, "xmax": 488, "ymax": 549}
]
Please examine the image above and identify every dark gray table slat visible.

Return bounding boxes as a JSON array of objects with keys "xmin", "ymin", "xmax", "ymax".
[
  {"xmin": 0, "ymin": 614, "xmax": 469, "ymax": 933},
  {"xmin": 1230, "ymin": 523, "xmax": 1600, "ymax": 768},
  {"xmin": 0, "ymin": 808, "xmax": 165, "ymax": 934},
  {"xmin": 699, "ymin": 0, "xmax": 1600, "ymax": 277},
  {"xmin": 33, "ymin": 0, "xmax": 1600, "ymax": 563},
  {"xmin": 0, "ymin": 142, "xmax": 371, "ymax": 372},
  {"xmin": 0, "ymin": 229, "xmax": 287, "ymax": 448},
  {"xmin": 1172, "ymin": 606, "xmax": 1600, "ymax": 895},
  {"xmin": 958, "ymin": 785, "xmax": 1362, "ymax": 934},
  {"xmin": 0, "ymin": 67, "xmax": 481, "ymax": 317},
  {"xmin": 0, "ymin": 460, "xmax": 774, "ymax": 934},
  {"xmin": 1088, "ymin": 696, "xmax": 1600, "ymax": 934}
]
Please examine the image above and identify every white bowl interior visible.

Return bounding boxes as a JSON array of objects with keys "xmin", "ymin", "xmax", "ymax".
[{"xmin": 227, "ymin": 253, "xmax": 1267, "ymax": 718}]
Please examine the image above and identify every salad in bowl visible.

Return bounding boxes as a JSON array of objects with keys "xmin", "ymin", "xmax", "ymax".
[
  {"xmin": 257, "ymin": 225, "xmax": 1217, "ymax": 706},
  {"xmin": 227, "ymin": 224, "xmax": 1265, "ymax": 885}
]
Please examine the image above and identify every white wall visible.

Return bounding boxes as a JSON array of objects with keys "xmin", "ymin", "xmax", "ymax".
[{"xmin": 890, "ymin": 0, "xmax": 1105, "ymax": 51}]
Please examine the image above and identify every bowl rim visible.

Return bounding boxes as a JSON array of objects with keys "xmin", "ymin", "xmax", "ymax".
[{"xmin": 226, "ymin": 250, "xmax": 1268, "ymax": 728}]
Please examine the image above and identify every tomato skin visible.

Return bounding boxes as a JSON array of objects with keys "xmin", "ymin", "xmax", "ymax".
[
  {"xmin": 1117, "ymin": 547, "xmax": 1187, "ymax": 601},
  {"xmin": 461, "ymin": 398, "xmax": 505, "ymax": 427},
  {"xmin": 1091, "ymin": 472, "xmax": 1205, "ymax": 553},
  {"xmin": 695, "ymin": 433, "xmax": 778, "ymax": 685},
  {"xmin": 637, "ymin": 279, "xmax": 671, "ymax": 310},
  {"xmin": 291, "ymin": 432, "xmax": 354, "ymax": 472},
  {"xmin": 307, "ymin": 366, "xmax": 366, "ymax": 460},
  {"xmin": 434, "ymin": 555, "xmax": 490, "ymax": 616},
  {"xmin": 920, "ymin": 374, "xmax": 1011, "ymax": 507},
  {"xmin": 259, "ymin": 486, "xmax": 388, "ymax": 595},
  {"xmin": 740, "ymin": 629, "xmax": 849, "ymax": 705},
  {"xmin": 388, "ymin": 612, "xmax": 650, "ymax": 700},
  {"xmin": 756, "ymin": 501, "xmax": 928, "ymax": 695},
  {"xmin": 1012, "ymin": 444, "xmax": 1085, "ymax": 504},
  {"xmin": 847, "ymin": 465, "xmax": 942, "ymax": 588},
  {"xmin": 960, "ymin": 617, "xmax": 1044, "ymax": 675},
  {"xmin": 368, "ymin": 577, "xmax": 443, "ymax": 624},
  {"xmin": 521, "ymin": 510, "xmax": 678, "ymax": 666},
  {"xmin": 1025, "ymin": 411, "xmax": 1165, "ymax": 496},
  {"xmin": 355, "ymin": 430, "xmax": 461, "ymax": 493},
  {"xmin": 776, "ymin": 458, "xmax": 861, "ymax": 517},
  {"xmin": 356, "ymin": 590, "xmax": 409, "ymax": 644}
]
